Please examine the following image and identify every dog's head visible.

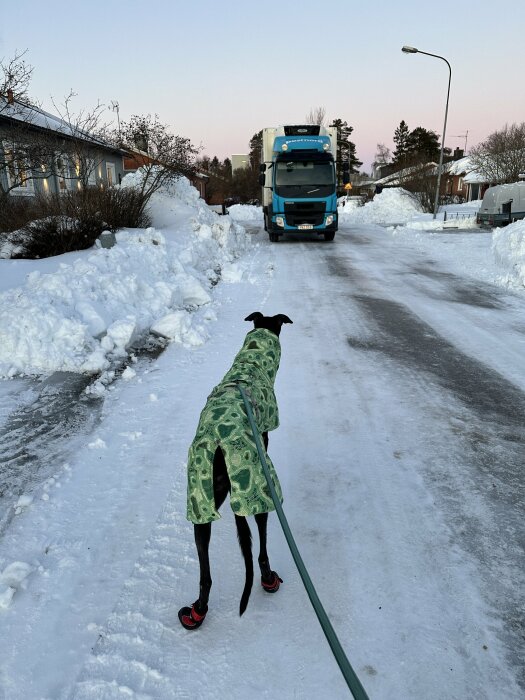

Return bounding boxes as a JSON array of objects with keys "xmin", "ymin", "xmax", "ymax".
[{"xmin": 245, "ymin": 312, "xmax": 293, "ymax": 337}]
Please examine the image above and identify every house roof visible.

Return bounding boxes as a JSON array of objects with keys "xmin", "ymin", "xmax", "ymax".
[
  {"xmin": 443, "ymin": 155, "xmax": 490, "ymax": 184},
  {"xmin": 374, "ymin": 161, "xmax": 438, "ymax": 186},
  {"xmin": 374, "ymin": 155, "xmax": 491, "ymax": 186},
  {"xmin": 0, "ymin": 97, "xmax": 126, "ymax": 155}
]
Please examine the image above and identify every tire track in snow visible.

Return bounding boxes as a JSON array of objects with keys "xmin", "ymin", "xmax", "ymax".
[{"xmin": 346, "ymin": 292, "xmax": 525, "ymax": 692}]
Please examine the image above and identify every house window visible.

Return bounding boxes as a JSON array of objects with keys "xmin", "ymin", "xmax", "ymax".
[
  {"xmin": 56, "ymin": 155, "xmax": 71, "ymax": 192},
  {"xmin": 105, "ymin": 162, "xmax": 116, "ymax": 187},
  {"xmin": 76, "ymin": 157, "xmax": 97, "ymax": 186},
  {"xmin": 3, "ymin": 143, "xmax": 35, "ymax": 195},
  {"xmin": 87, "ymin": 159, "xmax": 97, "ymax": 186},
  {"xmin": 458, "ymin": 177, "xmax": 463, "ymax": 191}
]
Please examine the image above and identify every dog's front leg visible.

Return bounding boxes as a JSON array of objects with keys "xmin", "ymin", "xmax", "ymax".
[{"xmin": 194, "ymin": 522, "xmax": 212, "ymax": 612}]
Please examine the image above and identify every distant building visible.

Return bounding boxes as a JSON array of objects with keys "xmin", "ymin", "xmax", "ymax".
[{"xmin": 231, "ymin": 154, "xmax": 249, "ymax": 172}]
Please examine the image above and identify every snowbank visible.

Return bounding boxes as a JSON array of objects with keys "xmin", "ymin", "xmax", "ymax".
[
  {"xmin": 227, "ymin": 204, "xmax": 263, "ymax": 222},
  {"xmin": 492, "ymin": 219, "xmax": 525, "ymax": 288},
  {"xmin": 0, "ymin": 177, "xmax": 250, "ymax": 378},
  {"xmin": 338, "ymin": 188, "xmax": 423, "ymax": 225}
]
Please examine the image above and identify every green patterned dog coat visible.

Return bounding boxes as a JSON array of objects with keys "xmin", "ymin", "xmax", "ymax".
[{"xmin": 186, "ymin": 328, "xmax": 283, "ymax": 524}]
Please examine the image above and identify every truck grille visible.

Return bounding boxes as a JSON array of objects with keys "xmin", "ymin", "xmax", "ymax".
[{"xmin": 284, "ymin": 201, "xmax": 326, "ymax": 226}]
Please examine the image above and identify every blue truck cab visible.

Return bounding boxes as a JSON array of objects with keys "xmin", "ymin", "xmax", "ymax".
[{"xmin": 260, "ymin": 125, "xmax": 346, "ymax": 242}]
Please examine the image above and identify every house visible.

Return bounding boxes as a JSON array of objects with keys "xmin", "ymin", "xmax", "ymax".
[
  {"xmin": 442, "ymin": 154, "xmax": 491, "ymax": 202},
  {"xmin": 0, "ymin": 97, "xmax": 126, "ymax": 198},
  {"xmin": 373, "ymin": 152, "xmax": 492, "ymax": 204},
  {"xmin": 122, "ymin": 145, "xmax": 208, "ymax": 199}
]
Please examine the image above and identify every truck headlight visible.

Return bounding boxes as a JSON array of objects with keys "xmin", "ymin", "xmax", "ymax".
[
  {"xmin": 323, "ymin": 143, "xmax": 330, "ymax": 151},
  {"xmin": 326, "ymin": 215, "xmax": 334, "ymax": 225},
  {"xmin": 281, "ymin": 144, "xmax": 288, "ymax": 151},
  {"xmin": 275, "ymin": 216, "xmax": 285, "ymax": 227}
]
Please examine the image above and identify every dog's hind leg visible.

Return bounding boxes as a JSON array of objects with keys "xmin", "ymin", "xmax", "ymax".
[
  {"xmin": 178, "ymin": 523, "xmax": 211, "ymax": 630},
  {"xmin": 254, "ymin": 513, "xmax": 283, "ymax": 593},
  {"xmin": 179, "ymin": 446, "xmax": 230, "ymax": 630},
  {"xmin": 236, "ymin": 514, "xmax": 254, "ymax": 616}
]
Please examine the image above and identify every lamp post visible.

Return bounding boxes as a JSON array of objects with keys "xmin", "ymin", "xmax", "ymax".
[{"xmin": 401, "ymin": 45, "xmax": 451, "ymax": 219}]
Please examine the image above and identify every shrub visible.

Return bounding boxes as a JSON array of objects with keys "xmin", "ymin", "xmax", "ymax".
[
  {"xmin": 1, "ymin": 186, "xmax": 151, "ymax": 259},
  {"xmin": 0, "ymin": 195, "xmax": 40, "ymax": 233}
]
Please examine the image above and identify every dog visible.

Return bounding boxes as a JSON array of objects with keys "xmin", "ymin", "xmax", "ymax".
[{"xmin": 179, "ymin": 312, "xmax": 293, "ymax": 629}]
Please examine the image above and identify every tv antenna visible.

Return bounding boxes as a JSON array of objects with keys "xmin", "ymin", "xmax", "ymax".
[
  {"xmin": 110, "ymin": 100, "xmax": 121, "ymax": 138},
  {"xmin": 450, "ymin": 130, "xmax": 468, "ymax": 153}
]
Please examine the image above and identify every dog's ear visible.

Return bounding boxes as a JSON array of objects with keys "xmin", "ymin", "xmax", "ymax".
[
  {"xmin": 274, "ymin": 314, "xmax": 293, "ymax": 325},
  {"xmin": 245, "ymin": 312, "xmax": 263, "ymax": 324}
]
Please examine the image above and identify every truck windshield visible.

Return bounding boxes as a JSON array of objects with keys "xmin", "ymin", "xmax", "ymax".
[{"xmin": 274, "ymin": 161, "xmax": 335, "ymax": 197}]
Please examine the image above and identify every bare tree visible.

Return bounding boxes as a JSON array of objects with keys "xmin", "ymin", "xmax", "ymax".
[
  {"xmin": 115, "ymin": 114, "xmax": 198, "ymax": 205},
  {"xmin": 390, "ymin": 158, "xmax": 439, "ymax": 212},
  {"xmin": 469, "ymin": 122, "xmax": 525, "ymax": 184},
  {"xmin": 372, "ymin": 143, "xmax": 391, "ymax": 178},
  {"xmin": 0, "ymin": 50, "xmax": 55, "ymax": 201},
  {"xmin": 374, "ymin": 143, "xmax": 391, "ymax": 166},
  {"xmin": 305, "ymin": 106, "xmax": 326, "ymax": 126},
  {"xmin": 0, "ymin": 49, "xmax": 35, "ymax": 116},
  {"xmin": 51, "ymin": 91, "xmax": 112, "ymax": 190}
]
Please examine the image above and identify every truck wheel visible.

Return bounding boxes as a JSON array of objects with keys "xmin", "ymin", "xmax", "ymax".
[
  {"xmin": 269, "ymin": 232, "xmax": 279, "ymax": 242},
  {"xmin": 324, "ymin": 231, "xmax": 335, "ymax": 241}
]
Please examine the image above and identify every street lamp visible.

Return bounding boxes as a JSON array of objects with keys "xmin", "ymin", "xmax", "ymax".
[{"xmin": 401, "ymin": 45, "xmax": 451, "ymax": 219}]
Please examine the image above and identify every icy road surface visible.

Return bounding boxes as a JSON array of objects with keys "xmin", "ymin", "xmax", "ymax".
[{"xmin": 0, "ymin": 223, "xmax": 523, "ymax": 699}]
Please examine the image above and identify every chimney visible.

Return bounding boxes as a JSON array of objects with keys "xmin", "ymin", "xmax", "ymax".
[
  {"xmin": 453, "ymin": 148, "xmax": 464, "ymax": 161},
  {"xmin": 7, "ymin": 88, "xmax": 14, "ymax": 104}
]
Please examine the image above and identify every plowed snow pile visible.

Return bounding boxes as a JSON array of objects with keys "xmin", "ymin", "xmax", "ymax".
[{"xmin": 338, "ymin": 187, "xmax": 423, "ymax": 225}]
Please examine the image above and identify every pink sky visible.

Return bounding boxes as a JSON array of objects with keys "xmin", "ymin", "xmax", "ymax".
[{"xmin": 2, "ymin": 0, "xmax": 524, "ymax": 174}]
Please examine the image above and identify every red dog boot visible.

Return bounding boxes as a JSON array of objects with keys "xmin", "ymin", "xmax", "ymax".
[
  {"xmin": 178, "ymin": 602, "xmax": 208, "ymax": 630},
  {"xmin": 261, "ymin": 571, "xmax": 283, "ymax": 593}
]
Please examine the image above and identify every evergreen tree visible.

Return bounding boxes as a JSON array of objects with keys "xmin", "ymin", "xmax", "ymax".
[
  {"xmin": 249, "ymin": 130, "xmax": 263, "ymax": 170},
  {"xmin": 407, "ymin": 127, "xmax": 441, "ymax": 162},
  {"xmin": 329, "ymin": 118, "xmax": 362, "ymax": 187},
  {"xmin": 392, "ymin": 120, "xmax": 411, "ymax": 165}
]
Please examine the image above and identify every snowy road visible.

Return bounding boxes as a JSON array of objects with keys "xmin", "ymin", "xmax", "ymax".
[{"xmin": 0, "ymin": 221, "xmax": 524, "ymax": 699}]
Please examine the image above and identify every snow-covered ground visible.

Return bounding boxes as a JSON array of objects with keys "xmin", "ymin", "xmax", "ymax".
[
  {"xmin": 0, "ymin": 186, "xmax": 524, "ymax": 699},
  {"xmin": 0, "ymin": 178, "xmax": 250, "ymax": 379}
]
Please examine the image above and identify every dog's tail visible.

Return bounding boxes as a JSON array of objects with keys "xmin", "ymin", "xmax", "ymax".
[{"xmin": 235, "ymin": 514, "xmax": 253, "ymax": 615}]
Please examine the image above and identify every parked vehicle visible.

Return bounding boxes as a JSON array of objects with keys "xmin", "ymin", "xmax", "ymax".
[
  {"xmin": 477, "ymin": 181, "xmax": 525, "ymax": 227},
  {"xmin": 259, "ymin": 125, "xmax": 348, "ymax": 242}
]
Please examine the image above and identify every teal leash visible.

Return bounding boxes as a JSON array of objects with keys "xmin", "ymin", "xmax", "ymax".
[{"xmin": 238, "ymin": 384, "xmax": 370, "ymax": 700}]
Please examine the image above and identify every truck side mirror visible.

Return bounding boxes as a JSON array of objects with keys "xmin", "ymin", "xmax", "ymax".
[
  {"xmin": 259, "ymin": 163, "xmax": 267, "ymax": 172},
  {"xmin": 259, "ymin": 173, "xmax": 266, "ymax": 186}
]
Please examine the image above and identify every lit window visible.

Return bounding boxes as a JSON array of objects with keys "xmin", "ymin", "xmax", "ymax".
[
  {"xmin": 56, "ymin": 155, "xmax": 70, "ymax": 192},
  {"xmin": 3, "ymin": 142, "xmax": 35, "ymax": 194}
]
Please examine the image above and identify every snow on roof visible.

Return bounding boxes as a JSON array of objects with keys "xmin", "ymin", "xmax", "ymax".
[
  {"xmin": 444, "ymin": 155, "xmax": 472, "ymax": 175},
  {"xmin": 375, "ymin": 162, "xmax": 437, "ymax": 186},
  {"xmin": 444, "ymin": 155, "xmax": 491, "ymax": 183},
  {"xmin": 375, "ymin": 155, "xmax": 491, "ymax": 186},
  {"xmin": 0, "ymin": 97, "xmax": 121, "ymax": 152}
]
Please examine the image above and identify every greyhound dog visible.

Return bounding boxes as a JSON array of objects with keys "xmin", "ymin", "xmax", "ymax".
[{"xmin": 179, "ymin": 312, "xmax": 293, "ymax": 629}]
